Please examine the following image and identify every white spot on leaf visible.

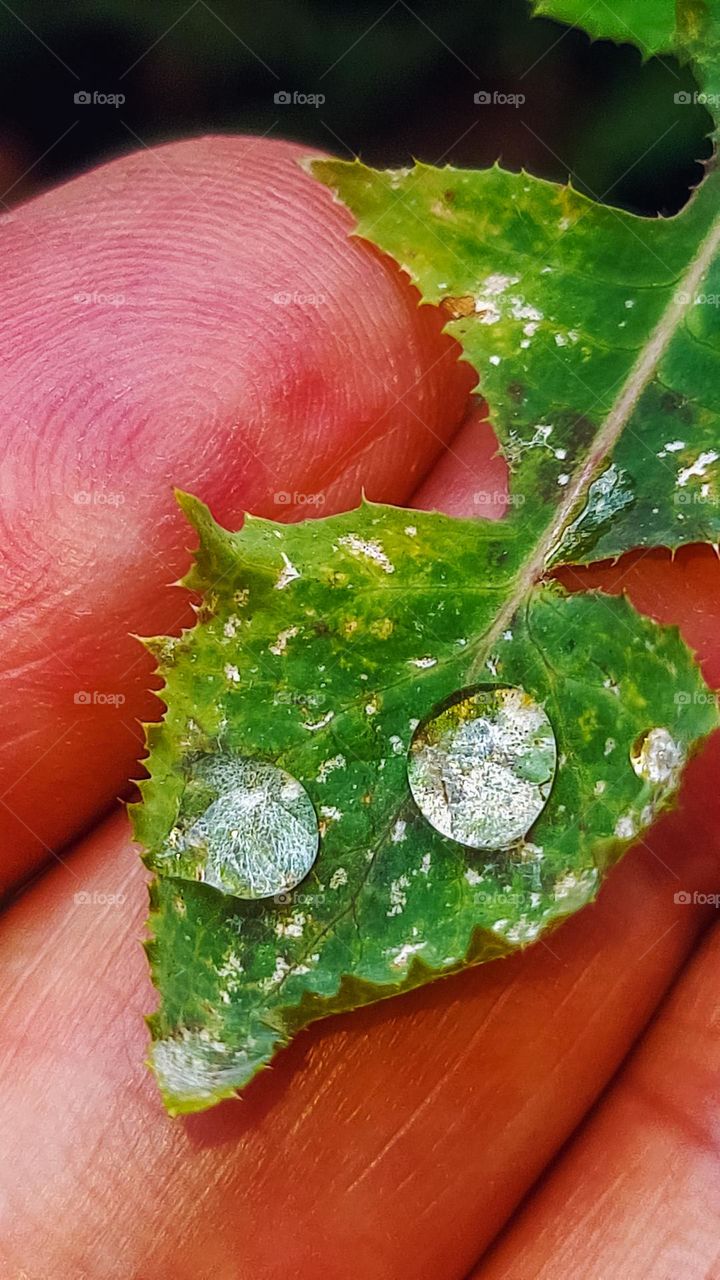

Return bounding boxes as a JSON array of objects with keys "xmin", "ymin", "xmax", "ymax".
[
  {"xmin": 275, "ymin": 552, "xmax": 301, "ymax": 590},
  {"xmin": 338, "ymin": 533, "xmax": 395, "ymax": 574},
  {"xmin": 269, "ymin": 626, "xmax": 299, "ymax": 656},
  {"xmin": 303, "ymin": 710, "xmax": 335, "ymax": 732},
  {"xmin": 677, "ymin": 451, "xmax": 718, "ymax": 487}
]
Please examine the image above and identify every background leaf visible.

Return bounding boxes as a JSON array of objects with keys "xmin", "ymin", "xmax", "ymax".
[
  {"xmin": 532, "ymin": 0, "xmax": 720, "ymax": 103},
  {"xmin": 312, "ymin": 157, "xmax": 720, "ymax": 565}
]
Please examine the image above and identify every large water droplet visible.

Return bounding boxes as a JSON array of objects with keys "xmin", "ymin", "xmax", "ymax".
[
  {"xmin": 164, "ymin": 753, "xmax": 319, "ymax": 899},
  {"xmin": 407, "ymin": 685, "xmax": 556, "ymax": 849}
]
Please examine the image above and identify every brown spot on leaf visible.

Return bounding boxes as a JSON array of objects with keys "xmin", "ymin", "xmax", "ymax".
[
  {"xmin": 440, "ymin": 295, "xmax": 476, "ymax": 320},
  {"xmin": 660, "ymin": 389, "xmax": 693, "ymax": 423},
  {"xmin": 557, "ymin": 411, "xmax": 596, "ymax": 452}
]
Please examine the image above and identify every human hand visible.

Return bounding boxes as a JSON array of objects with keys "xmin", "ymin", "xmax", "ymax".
[{"xmin": 1, "ymin": 136, "xmax": 718, "ymax": 1280}]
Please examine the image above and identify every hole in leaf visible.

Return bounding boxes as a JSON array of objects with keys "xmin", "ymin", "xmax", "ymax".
[
  {"xmin": 407, "ymin": 684, "xmax": 557, "ymax": 850},
  {"xmin": 158, "ymin": 753, "xmax": 319, "ymax": 900}
]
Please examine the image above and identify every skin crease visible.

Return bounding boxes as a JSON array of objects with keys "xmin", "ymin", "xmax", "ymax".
[
  {"xmin": 474, "ymin": 922, "xmax": 720, "ymax": 1280},
  {"xmin": 0, "ymin": 549, "xmax": 719, "ymax": 1280},
  {"xmin": 0, "ymin": 135, "xmax": 475, "ymax": 894},
  {"xmin": 0, "ymin": 139, "xmax": 719, "ymax": 1279}
]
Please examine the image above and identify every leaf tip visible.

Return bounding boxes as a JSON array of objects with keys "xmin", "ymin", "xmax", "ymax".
[{"xmin": 174, "ymin": 488, "xmax": 213, "ymax": 531}]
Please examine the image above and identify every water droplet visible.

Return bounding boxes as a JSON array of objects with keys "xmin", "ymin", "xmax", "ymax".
[
  {"xmin": 162, "ymin": 753, "xmax": 319, "ymax": 899},
  {"xmin": 407, "ymin": 685, "xmax": 556, "ymax": 849},
  {"xmin": 630, "ymin": 727, "xmax": 684, "ymax": 786}
]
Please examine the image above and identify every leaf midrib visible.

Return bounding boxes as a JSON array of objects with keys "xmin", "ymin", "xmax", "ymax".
[{"xmin": 466, "ymin": 200, "xmax": 720, "ymax": 678}]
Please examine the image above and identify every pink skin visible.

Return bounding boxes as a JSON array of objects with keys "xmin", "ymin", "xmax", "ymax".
[
  {"xmin": 474, "ymin": 922, "xmax": 720, "ymax": 1280},
  {"xmin": 0, "ymin": 136, "xmax": 475, "ymax": 891},
  {"xmin": 1, "ymin": 135, "xmax": 719, "ymax": 1280},
  {"xmin": 0, "ymin": 543, "xmax": 718, "ymax": 1280}
]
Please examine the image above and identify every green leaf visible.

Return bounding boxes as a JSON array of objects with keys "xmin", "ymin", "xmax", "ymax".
[
  {"xmin": 311, "ymin": 159, "xmax": 720, "ymax": 565},
  {"xmin": 134, "ymin": 0, "xmax": 720, "ymax": 1112},
  {"xmin": 533, "ymin": 0, "xmax": 720, "ymax": 103},
  {"xmin": 135, "ymin": 496, "xmax": 716, "ymax": 1113},
  {"xmin": 312, "ymin": 1, "xmax": 720, "ymax": 566}
]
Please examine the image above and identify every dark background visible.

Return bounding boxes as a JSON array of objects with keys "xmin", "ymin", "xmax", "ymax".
[{"xmin": 0, "ymin": 0, "xmax": 713, "ymax": 214}]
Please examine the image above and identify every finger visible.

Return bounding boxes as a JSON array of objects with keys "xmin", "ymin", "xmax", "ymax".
[
  {"xmin": 1, "ymin": 533, "xmax": 718, "ymax": 1276},
  {"xmin": 0, "ymin": 134, "xmax": 474, "ymax": 893},
  {"xmin": 473, "ymin": 917, "xmax": 720, "ymax": 1280},
  {"xmin": 1, "ymin": 755, "xmax": 717, "ymax": 1278},
  {"xmin": 410, "ymin": 400, "xmax": 508, "ymax": 519}
]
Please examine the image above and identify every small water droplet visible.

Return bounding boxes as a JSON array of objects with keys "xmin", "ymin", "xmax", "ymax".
[
  {"xmin": 162, "ymin": 753, "xmax": 318, "ymax": 899},
  {"xmin": 407, "ymin": 685, "xmax": 556, "ymax": 849},
  {"xmin": 630, "ymin": 727, "xmax": 684, "ymax": 786}
]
